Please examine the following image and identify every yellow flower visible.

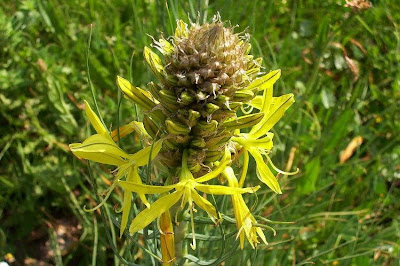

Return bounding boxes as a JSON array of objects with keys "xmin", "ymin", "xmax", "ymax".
[
  {"xmin": 69, "ymin": 101, "xmax": 162, "ymax": 235},
  {"xmin": 118, "ymin": 148, "xmax": 260, "ymax": 249},
  {"xmin": 231, "ymin": 70, "xmax": 297, "ymax": 193},
  {"xmin": 223, "ymin": 166, "xmax": 267, "ymax": 249}
]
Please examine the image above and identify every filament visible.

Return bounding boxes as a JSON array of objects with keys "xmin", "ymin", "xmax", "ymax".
[
  {"xmin": 266, "ymin": 155, "xmax": 299, "ymax": 176},
  {"xmin": 238, "ymin": 149, "xmax": 249, "ymax": 188},
  {"xmin": 83, "ymin": 181, "xmax": 118, "ymax": 212},
  {"xmin": 189, "ymin": 207, "xmax": 197, "ymax": 250}
]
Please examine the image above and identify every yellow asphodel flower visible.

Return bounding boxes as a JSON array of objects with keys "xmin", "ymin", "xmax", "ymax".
[
  {"xmin": 69, "ymin": 101, "xmax": 163, "ymax": 235},
  {"xmin": 118, "ymin": 148, "xmax": 260, "ymax": 249},
  {"xmin": 231, "ymin": 70, "xmax": 298, "ymax": 193},
  {"xmin": 223, "ymin": 166, "xmax": 267, "ymax": 249}
]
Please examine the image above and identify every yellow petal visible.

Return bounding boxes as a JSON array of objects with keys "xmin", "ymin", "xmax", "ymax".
[
  {"xmin": 195, "ymin": 184, "xmax": 259, "ymax": 195},
  {"xmin": 195, "ymin": 147, "xmax": 231, "ymax": 183},
  {"xmin": 256, "ymin": 227, "xmax": 268, "ymax": 246},
  {"xmin": 130, "ymin": 140, "xmax": 163, "ymax": 166},
  {"xmin": 247, "ymin": 69, "xmax": 281, "ymax": 91},
  {"xmin": 129, "ymin": 167, "xmax": 150, "ymax": 208},
  {"xmin": 69, "ymin": 134, "xmax": 129, "ymax": 166},
  {"xmin": 84, "ymin": 100, "xmax": 108, "ymax": 136},
  {"xmin": 129, "ymin": 190, "xmax": 184, "ymax": 234},
  {"xmin": 232, "ymin": 133, "xmax": 274, "ymax": 151},
  {"xmin": 248, "ymin": 147, "xmax": 282, "ymax": 194},
  {"xmin": 143, "ymin": 47, "xmax": 166, "ymax": 83},
  {"xmin": 190, "ymin": 189, "xmax": 218, "ymax": 219},
  {"xmin": 238, "ymin": 151, "xmax": 249, "ymax": 188},
  {"xmin": 120, "ymin": 188, "xmax": 132, "ymax": 237},
  {"xmin": 111, "ymin": 121, "xmax": 150, "ymax": 141},
  {"xmin": 118, "ymin": 181, "xmax": 176, "ymax": 194},
  {"xmin": 249, "ymin": 85, "xmax": 273, "ymax": 136},
  {"xmin": 250, "ymin": 93, "xmax": 294, "ymax": 139},
  {"xmin": 250, "ymin": 95, "xmax": 263, "ymax": 110},
  {"xmin": 175, "ymin": 20, "xmax": 188, "ymax": 38},
  {"xmin": 154, "ymin": 38, "xmax": 174, "ymax": 56},
  {"xmin": 117, "ymin": 75, "xmax": 157, "ymax": 111}
]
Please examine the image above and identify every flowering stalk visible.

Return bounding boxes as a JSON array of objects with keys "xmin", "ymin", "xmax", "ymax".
[{"xmin": 70, "ymin": 15, "xmax": 297, "ymax": 262}]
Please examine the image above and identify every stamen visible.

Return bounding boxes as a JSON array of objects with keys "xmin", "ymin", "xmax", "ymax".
[
  {"xmin": 157, "ymin": 217, "xmax": 164, "ymax": 235},
  {"xmin": 238, "ymin": 149, "xmax": 249, "ymax": 188},
  {"xmin": 255, "ymin": 223, "xmax": 276, "ymax": 236},
  {"xmin": 266, "ymin": 155, "xmax": 299, "ymax": 176},
  {"xmin": 189, "ymin": 207, "xmax": 197, "ymax": 250},
  {"xmin": 236, "ymin": 226, "xmax": 245, "ymax": 240},
  {"xmin": 240, "ymin": 104, "xmax": 254, "ymax": 115},
  {"xmin": 83, "ymin": 181, "xmax": 118, "ymax": 212}
]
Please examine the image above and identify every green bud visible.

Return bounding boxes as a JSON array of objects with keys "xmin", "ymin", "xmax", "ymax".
[
  {"xmin": 179, "ymin": 91, "xmax": 195, "ymax": 105},
  {"xmin": 222, "ymin": 101, "xmax": 242, "ymax": 110},
  {"xmin": 159, "ymin": 89, "xmax": 177, "ymax": 104},
  {"xmin": 188, "ymin": 163, "xmax": 201, "ymax": 173},
  {"xmin": 165, "ymin": 119, "xmax": 191, "ymax": 135},
  {"xmin": 143, "ymin": 115, "xmax": 160, "ymax": 139},
  {"xmin": 190, "ymin": 137, "xmax": 206, "ymax": 148},
  {"xmin": 213, "ymin": 95, "xmax": 230, "ymax": 105},
  {"xmin": 233, "ymin": 89, "xmax": 255, "ymax": 102},
  {"xmin": 148, "ymin": 82, "xmax": 161, "ymax": 99},
  {"xmin": 188, "ymin": 110, "xmax": 201, "ymax": 125},
  {"xmin": 223, "ymin": 112, "xmax": 264, "ymax": 130},
  {"xmin": 204, "ymin": 150, "xmax": 224, "ymax": 163},
  {"xmin": 195, "ymin": 91, "xmax": 208, "ymax": 101},
  {"xmin": 205, "ymin": 103, "xmax": 219, "ymax": 114}
]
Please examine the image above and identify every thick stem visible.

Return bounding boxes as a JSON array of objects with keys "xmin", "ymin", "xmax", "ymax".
[
  {"xmin": 170, "ymin": 202, "xmax": 188, "ymax": 263},
  {"xmin": 174, "ymin": 219, "xmax": 188, "ymax": 260}
]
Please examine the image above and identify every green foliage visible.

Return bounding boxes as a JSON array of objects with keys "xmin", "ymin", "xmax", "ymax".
[{"xmin": 1, "ymin": 0, "xmax": 399, "ymax": 265}]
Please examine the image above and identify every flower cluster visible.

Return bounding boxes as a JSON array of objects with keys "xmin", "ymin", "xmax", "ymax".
[{"xmin": 70, "ymin": 16, "xmax": 296, "ymax": 258}]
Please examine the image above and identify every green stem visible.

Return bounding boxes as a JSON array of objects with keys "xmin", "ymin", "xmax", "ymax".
[
  {"xmin": 170, "ymin": 201, "xmax": 188, "ymax": 264},
  {"xmin": 174, "ymin": 219, "xmax": 188, "ymax": 261}
]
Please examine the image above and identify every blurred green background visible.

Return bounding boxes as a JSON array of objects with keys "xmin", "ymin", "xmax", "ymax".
[{"xmin": 1, "ymin": 0, "xmax": 399, "ymax": 265}]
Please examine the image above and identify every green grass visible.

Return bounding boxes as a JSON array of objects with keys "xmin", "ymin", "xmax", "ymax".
[{"xmin": 1, "ymin": 0, "xmax": 399, "ymax": 265}]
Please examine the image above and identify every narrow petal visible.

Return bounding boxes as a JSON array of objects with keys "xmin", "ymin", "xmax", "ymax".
[
  {"xmin": 248, "ymin": 147, "xmax": 281, "ymax": 194},
  {"xmin": 195, "ymin": 184, "xmax": 259, "ymax": 195},
  {"xmin": 175, "ymin": 20, "xmax": 189, "ymax": 38},
  {"xmin": 249, "ymin": 85, "xmax": 273, "ymax": 136},
  {"xmin": 118, "ymin": 181, "xmax": 176, "ymax": 194},
  {"xmin": 256, "ymin": 227, "xmax": 268, "ymax": 245},
  {"xmin": 239, "ymin": 150, "xmax": 249, "ymax": 188},
  {"xmin": 120, "ymin": 189, "xmax": 132, "ymax": 237},
  {"xmin": 84, "ymin": 100, "xmax": 108, "ymax": 136},
  {"xmin": 246, "ymin": 69, "xmax": 281, "ymax": 91},
  {"xmin": 143, "ymin": 47, "xmax": 166, "ymax": 83},
  {"xmin": 111, "ymin": 121, "xmax": 150, "ymax": 141},
  {"xmin": 250, "ymin": 93, "xmax": 294, "ymax": 139},
  {"xmin": 154, "ymin": 38, "xmax": 174, "ymax": 57},
  {"xmin": 130, "ymin": 140, "xmax": 163, "ymax": 166},
  {"xmin": 232, "ymin": 134, "xmax": 273, "ymax": 151},
  {"xmin": 129, "ymin": 167, "xmax": 150, "ymax": 208},
  {"xmin": 250, "ymin": 95, "xmax": 263, "ymax": 110},
  {"xmin": 195, "ymin": 147, "xmax": 231, "ymax": 183},
  {"xmin": 190, "ymin": 189, "xmax": 218, "ymax": 219},
  {"xmin": 69, "ymin": 134, "xmax": 129, "ymax": 166},
  {"xmin": 117, "ymin": 75, "xmax": 157, "ymax": 111},
  {"xmin": 129, "ymin": 191, "xmax": 184, "ymax": 234},
  {"xmin": 223, "ymin": 166, "xmax": 239, "ymax": 187}
]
